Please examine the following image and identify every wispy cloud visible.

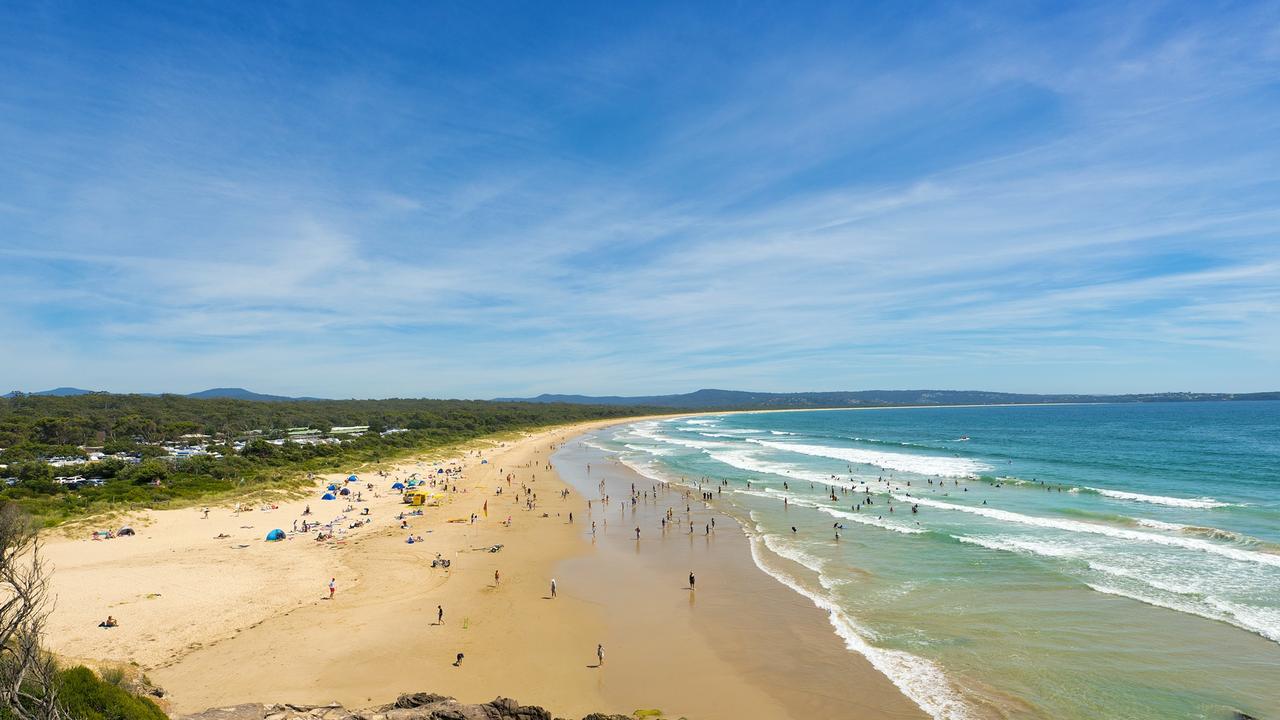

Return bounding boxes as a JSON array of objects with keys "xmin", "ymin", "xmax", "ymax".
[{"xmin": 1, "ymin": 1, "xmax": 1277, "ymax": 397}]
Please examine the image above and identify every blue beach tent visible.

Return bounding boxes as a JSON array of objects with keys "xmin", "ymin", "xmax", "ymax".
[
  {"xmin": 265, "ymin": 529, "xmax": 285, "ymax": 541},
  {"xmin": 327, "ymin": 484, "xmax": 338, "ymax": 491},
  {"xmin": 348, "ymin": 474, "xmax": 359, "ymax": 482},
  {"xmin": 321, "ymin": 492, "xmax": 336, "ymax": 500},
  {"xmin": 391, "ymin": 482, "xmax": 405, "ymax": 490},
  {"xmin": 339, "ymin": 487, "xmax": 351, "ymax": 495}
]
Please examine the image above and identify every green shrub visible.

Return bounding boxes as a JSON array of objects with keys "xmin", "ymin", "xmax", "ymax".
[
  {"xmin": 98, "ymin": 666, "xmax": 126, "ymax": 688},
  {"xmin": 57, "ymin": 666, "xmax": 168, "ymax": 720}
]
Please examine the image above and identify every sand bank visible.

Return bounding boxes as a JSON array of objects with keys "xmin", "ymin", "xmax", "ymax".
[{"xmin": 44, "ymin": 417, "xmax": 925, "ymax": 719}]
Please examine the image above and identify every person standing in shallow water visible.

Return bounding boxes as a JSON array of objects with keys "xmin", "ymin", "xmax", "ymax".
[{"xmin": 689, "ymin": 571, "xmax": 696, "ymax": 590}]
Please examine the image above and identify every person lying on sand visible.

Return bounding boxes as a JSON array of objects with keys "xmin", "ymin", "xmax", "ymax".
[{"xmin": 98, "ymin": 616, "xmax": 118, "ymax": 628}]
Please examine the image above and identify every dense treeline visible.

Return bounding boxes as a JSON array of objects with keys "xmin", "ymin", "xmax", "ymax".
[{"xmin": 0, "ymin": 394, "xmax": 659, "ymax": 523}]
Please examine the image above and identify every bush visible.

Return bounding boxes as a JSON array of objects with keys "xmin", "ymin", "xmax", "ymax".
[{"xmin": 56, "ymin": 666, "xmax": 168, "ymax": 720}]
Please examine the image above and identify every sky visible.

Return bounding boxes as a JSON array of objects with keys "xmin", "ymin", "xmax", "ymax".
[{"xmin": 1, "ymin": 1, "xmax": 1278, "ymax": 399}]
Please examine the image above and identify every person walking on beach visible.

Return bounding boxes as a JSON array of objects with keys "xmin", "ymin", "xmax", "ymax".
[
  {"xmin": 550, "ymin": 578, "xmax": 557, "ymax": 598},
  {"xmin": 689, "ymin": 571, "xmax": 696, "ymax": 590},
  {"xmin": 328, "ymin": 578, "xmax": 336, "ymax": 599},
  {"xmin": 494, "ymin": 569, "xmax": 501, "ymax": 586},
  {"xmin": 596, "ymin": 643, "xmax": 604, "ymax": 666},
  {"xmin": 437, "ymin": 605, "xmax": 444, "ymax": 624}
]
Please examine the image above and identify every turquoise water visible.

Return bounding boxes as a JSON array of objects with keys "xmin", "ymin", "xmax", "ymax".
[{"xmin": 588, "ymin": 402, "xmax": 1280, "ymax": 720}]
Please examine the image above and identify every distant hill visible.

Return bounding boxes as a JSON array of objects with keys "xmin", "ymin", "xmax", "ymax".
[
  {"xmin": 494, "ymin": 388, "xmax": 1280, "ymax": 409},
  {"xmin": 4, "ymin": 387, "xmax": 324, "ymax": 401},
  {"xmin": 3, "ymin": 387, "xmax": 98, "ymax": 398},
  {"xmin": 183, "ymin": 387, "xmax": 325, "ymax": 402}
]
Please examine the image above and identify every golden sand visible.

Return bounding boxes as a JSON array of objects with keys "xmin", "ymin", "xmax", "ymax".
[{"xmin": 44, "ymin": 419, "xmax": 924, "ymax": 719}]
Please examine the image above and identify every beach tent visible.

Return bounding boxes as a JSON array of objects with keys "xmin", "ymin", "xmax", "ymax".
[
  {"xmin": 437, "ymin": 468, "xmax": 444, "ymax": 474},
  {"xmin": 339, "ymin": 487, "xmax": 351, "ymax": 496},
  {"xmin": 265, "ymin": 529, "xmax": 286, "ymax": 541},
  {"xmin": 391, "ymin": 482, "xmax": 405, "ymax": 490},
  {"xmin": 327, "ymin": 484, "xmax": 338, "ymax": 491},
  {"xmin": 406, "ymin": 479, "xmax": 419, "ymax": 487},
  {"xmin": 481, "ymin": 459, "xmax": 488, "ymax": 464},
  {"xmin": 118, "ymin": 527, "xmax": 136, "ymax": 536},
  {"xmin": 348, "ymin": 475, "xmax": 359, "ymax": 482},
  {"xmin": 321, "ymin": 493, "xmax": 336, "ymax": 500}
]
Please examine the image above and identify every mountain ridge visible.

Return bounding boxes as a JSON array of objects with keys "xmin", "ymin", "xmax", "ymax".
[
  {"xmin": 493, "ymin": 387, "xmax": 1280, "ymax": 409},
  {"xmin": 2, "ymin": 387, "xmax": 324, "ymax": 402}
]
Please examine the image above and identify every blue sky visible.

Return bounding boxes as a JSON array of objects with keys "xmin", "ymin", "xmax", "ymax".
[{"xmin": 2, "ymin": 1, "xmax": 1278, "ymax": 398}]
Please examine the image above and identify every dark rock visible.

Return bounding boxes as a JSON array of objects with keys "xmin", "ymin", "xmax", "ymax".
[
  {"xmin": 479, "ymin": 697, "xmax": 550, "ymax": 720},
  {"xmin": 182, "ymin": 693, "xmax": 622, "ymax": 720},
  {"xmin": 393, "ymin": 694, "xmax": 455, "ymax": 709}
]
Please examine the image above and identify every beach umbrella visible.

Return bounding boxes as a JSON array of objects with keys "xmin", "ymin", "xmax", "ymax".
[{"xmin": 391, "ymin": 482, "xmax": 405, "ymax": 490}]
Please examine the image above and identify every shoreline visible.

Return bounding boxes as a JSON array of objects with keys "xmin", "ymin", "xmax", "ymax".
[
  {"xmin": 43, "ymin": 414, "xmax": 928, "ymax": 719},
  {"xmin": 553, "ymin": 436, "xmax": 927, "ymax": 719}
]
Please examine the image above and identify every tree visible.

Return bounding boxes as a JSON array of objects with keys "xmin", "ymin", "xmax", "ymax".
[{"xmin": 0, "ymin": 503, "xmax": 62, "ymax": 719}]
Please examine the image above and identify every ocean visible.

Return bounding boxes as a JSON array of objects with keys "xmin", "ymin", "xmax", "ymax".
[{"xmin": 576, "ymin": 402, "xmax": 1280, "ymax": 720}]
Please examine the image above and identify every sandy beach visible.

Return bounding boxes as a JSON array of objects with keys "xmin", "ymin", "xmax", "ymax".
[{"xmin": 43, "ymin": 418, "xmax": 924, "ymax": 719}]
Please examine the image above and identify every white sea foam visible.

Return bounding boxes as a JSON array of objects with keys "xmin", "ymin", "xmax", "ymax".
[
  {"xmin": 949, "ymin": 535, "xmax": 1280, "ymax": 644},
  {"xmin": 1087, "ymin": 487, "xmax": 1234, "ymax": 509},
  {"xmin": 1086, "ymin": 562, "xmax": 1200, "ymax": 597},
  {"xmin": 747, "ymin": 532, "xmax": 974, "ymax": 720},
  {"xmin": 706, "ymin": 448, "xmax": 845, "ymax": 486},
  {"xmin": 749, "ymin": 439, "xmax": 990, "ymax": 478},
  {"xmin": 818, "ymin": 506, "xmax": 928, "ymax": 535},
  {"xmin": 1205, "ymin": 597, "xmax": 1280, "ymax": 644},
  {"xmin": 1086, "ymin": 584, "xmax": 1280, "ymax": 644},
  {"xmin": 899, "ymin": 495, "xmax": 1280, "ymax": 568},
  {"xmin": 698, "ymin": 428, "xmax": 764, "ymax": 435},
  {"xmin": 683, "ymin": 418, "xmax": 718, "ymax": 426},
  {"xmin": 955, "ymin": 535, "xmax": 1085, "ymax": 558},
  {"xmin": 617, "ymin": 456, "xmax": 678, "ymax": 486},
  {"xmin": 1128, "ymin": 519, "xmax": 1260, "ymax": 547},
  {"xmin": 1134, "ymin": 518, "xmax": 1186, "ymax": 532},
  {"xmin": 631, "ymin": 425, "xmax": 733, "ymax": 452},
  {"xmin": 623, "ymin": 443, "xmax": 673, "ymax": 456}
]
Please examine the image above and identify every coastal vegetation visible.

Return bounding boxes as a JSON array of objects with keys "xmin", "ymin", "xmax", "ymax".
[
  {"xmin": 0, "ymin": 501, "xmax": 166, "ymax": 720},
  {"xmin": 0, "ymin": 394, "xmax": 657, "ymax": 524}
]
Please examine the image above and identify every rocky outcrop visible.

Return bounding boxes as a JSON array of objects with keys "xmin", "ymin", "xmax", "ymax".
[{"xmin": 178, "ymin": 693, "xmax": 636, "ymax": 720}]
